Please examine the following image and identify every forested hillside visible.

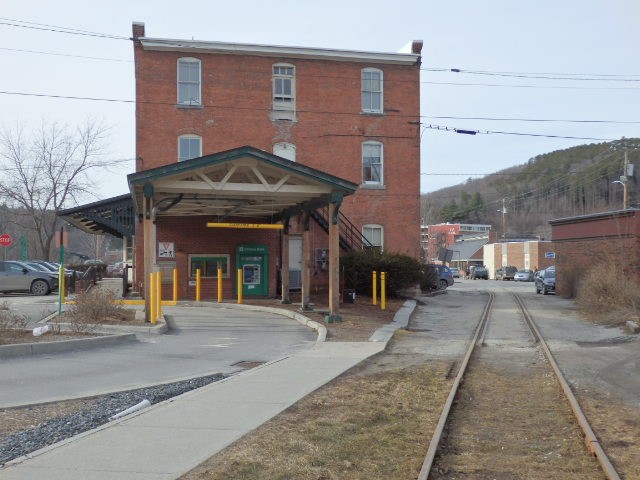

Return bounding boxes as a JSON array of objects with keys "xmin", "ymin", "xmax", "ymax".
[{"xmin": 421, "ymin": 139, "xmax": 639, "ymax": 240}]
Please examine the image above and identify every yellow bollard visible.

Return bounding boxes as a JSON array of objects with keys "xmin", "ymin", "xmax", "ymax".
[
  {"xmin": 59, "ymin": 265, "xmax": 66, "ymax": 304},
  {"xmin": 173, "ymin": 268, "xmax": 178, "ymax": 302},
  {"xmin": 237, "ymin": 268, "xmax": 243, "ymax": 304},
  {"xmin": 381, "ymin": 271, "xmax": 386, "ymax": 311},
  {"xmin": 196, "ymin": 268, "xmax": 201, "ymax": 302},
  {"xmin": 372, "ymin": 271, "xmax": 377, "ymax": 306},
  {"xmin": 218, "ymin": 267, "xmax": 223, "ymax": 303},
  {"xmin": 150, "ymin": 272, "xmax": 156, "ymax": 324},
  {"xmin": 157, "ymin": 271, "xmax": 162, "ymax": 319}
]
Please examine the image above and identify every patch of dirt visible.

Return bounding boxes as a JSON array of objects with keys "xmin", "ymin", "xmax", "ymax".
[
  {"xmin": 0, "ymin": 330, "xmax": 97, "ymax": 346},
  {"xmin": 59, "ymin": 308, "xmax": 144, "ymax": 326}
]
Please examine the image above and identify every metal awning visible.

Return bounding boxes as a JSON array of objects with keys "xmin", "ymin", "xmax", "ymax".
[
  {"xmin": 58, "ymin": 194, "xmax": 135, "ymax": 238},
  {"xmin": 127, "ymin": 145, "xmax": 358, "ymax": 221}
]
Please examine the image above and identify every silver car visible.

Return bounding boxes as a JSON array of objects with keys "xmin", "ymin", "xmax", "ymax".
[{"xmin": 0, "ymin": 260, "xmax": 58, "ymax": 295}]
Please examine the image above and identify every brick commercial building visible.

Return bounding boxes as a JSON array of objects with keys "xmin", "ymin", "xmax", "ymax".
[
  {"xmin": 550, "ymin": 209, "xmax": 640, "ymax": 296},
  {"xmin": 61, "ymin": 23, "xmax": 422, "ymax": 318}
]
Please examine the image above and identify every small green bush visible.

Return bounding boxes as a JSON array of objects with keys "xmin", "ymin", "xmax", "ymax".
[{"xmin": 341, "ymin": 250, "xmax": 422, "ymax": 297}]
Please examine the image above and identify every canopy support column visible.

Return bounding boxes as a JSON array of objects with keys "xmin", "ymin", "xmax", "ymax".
[
  {"xmin": 327, "ymin": 195, "xmax": 342, "ymax": 321},
  {"xmin": 280, "ymin": 218, "xmax": 291, "ymax": 304},
  {"xmin": 301, "ymin": 212, "xmax": 311, "ymax": 310}
]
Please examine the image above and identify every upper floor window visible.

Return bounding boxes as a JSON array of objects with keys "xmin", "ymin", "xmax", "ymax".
[
  {"xmin": 362, "ymin": 141, "xmax": 383, "ymax": 185},
  {"xmin": 273, "ymin": 142, "xmax": 296, "ymax": 162},
  {"xmin": 363, "ymin": 224, "xmax": 384, "ymax": 252},
  {"xmin": 361, "ymin": 68, "xmax": 383, "ymax": 113},
  {"xmin": 178, "ymin": 135, "xmax": 202, "ymax": 162},
  {"xmin": 177, "ymin": 58, "xmax": 201, "ymax": 106},
  {"xmin": 272, "ymin": 63, "xmax": 296, "ymax": 121}
]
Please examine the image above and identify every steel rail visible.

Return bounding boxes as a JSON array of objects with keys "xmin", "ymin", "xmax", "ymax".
[
  {"xmin": 417, "ymin": 292, "xmax": 494, "ymax": 480},
  {"xmin": 512, "ymin": 293, "xmax": 621, "ymax": 480}
]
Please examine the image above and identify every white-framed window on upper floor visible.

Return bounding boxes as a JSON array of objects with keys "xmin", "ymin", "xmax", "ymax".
[
  {"xmin": 362, "ymin": 224, "xmax": 384, "ymax": 252},
  {"xmin": 178, "ymin": 134, "xmax": 202, "ymax": 162},
  {"xmin": 272, "ymin": 63, "xmax": 296, "ymax": 120},
  {"xmin": 362, "ymin": 68, "xmax": 383, "ymax": 113},
  {"xmin": 177, "ymin": 57, "xmax": 201, "ymax": 106},
  {"xmin": 362, "ymin": 141, "xmax": 383, "ymax": 185},
  {"xmin": 273, "ymin": 142, "xmax": 296, "ymax": 162}
]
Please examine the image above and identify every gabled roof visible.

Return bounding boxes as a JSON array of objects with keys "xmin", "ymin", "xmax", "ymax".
[
  {"xmin": 128, "ymin": 145, "xmax": 358, "ymax": 220},
  {"xmin": 448, "ymin": 238, "xmax": 489, "ymax": 261}
]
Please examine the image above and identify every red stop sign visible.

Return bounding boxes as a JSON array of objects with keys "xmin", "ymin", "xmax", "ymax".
[{"xmin": 0, "ymin": 234, "xmax": 13, "ymax": 247}]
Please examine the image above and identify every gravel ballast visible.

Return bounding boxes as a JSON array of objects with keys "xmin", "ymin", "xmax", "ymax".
[{"xmin": 0, "ymin": 373, "xmax": 225, "ymax": 465}]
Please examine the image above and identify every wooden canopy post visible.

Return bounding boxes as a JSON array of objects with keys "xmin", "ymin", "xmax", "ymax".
[
  {"xmin": 142, "ymin": 183, "xmax": 154, "ymax": 323},
  {"xmin": 327, "ymin": 194, "xmax": 342, "ymax": 322},
  {"xmin": 301, "ymin": 212, "xmax": 312, "ymax": 310}
]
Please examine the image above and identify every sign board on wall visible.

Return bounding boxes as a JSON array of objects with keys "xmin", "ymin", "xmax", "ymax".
[
  {"xmin": 545, "ymin": 252, "xmax": 556, "ymax": 259},
  {"xmin": 158, "ymin": 242, "xmax": 175, "ymax": 258}
]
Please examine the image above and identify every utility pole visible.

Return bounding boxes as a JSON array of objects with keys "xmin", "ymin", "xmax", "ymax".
[{"xmin": 499, "ymin": 198, "xmax": 508, "ymax": 242}]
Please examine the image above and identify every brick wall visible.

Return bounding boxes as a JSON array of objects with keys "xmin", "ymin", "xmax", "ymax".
[{"xmin": 133, "ymin": 26, "xmax": 421, "ymax": 258}]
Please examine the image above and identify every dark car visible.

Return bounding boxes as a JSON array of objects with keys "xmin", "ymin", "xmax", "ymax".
[
  {"xmin": 495, "ymin": 266, "xmax": 518, "ymax": 280},
  {"xmin": 423, "ymin": 264, "xmax": 454, "ymax": 290},
  {"xmin": 435, "ymin": 265, "xmax": 454, "ymax": 289},
  {"xmin": 471, "ymin": 266, "xmax": 488, "ymax": 280},
  {"xmin": 535, "ymin": 267, "xmax": 556, "ymax": 295}
]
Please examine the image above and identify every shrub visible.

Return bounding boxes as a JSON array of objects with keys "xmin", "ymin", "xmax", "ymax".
[
  {"xmin": 341, "ymin": 250, "xmax": 422, "ymax": 297},
  {"xmin": 420, "ymin": 265, "xmax": 440, "ymax": 292},
  {"xmin": 575, "ymin": 259, "xmax": 640, "ymax": 317},
  {"xmin": 0, "ymin": 308, "xmax": 28, "ymax": 332},
  {"xmin": 66, "ymin": 288, "xmax": 126, "ymax": 328}
]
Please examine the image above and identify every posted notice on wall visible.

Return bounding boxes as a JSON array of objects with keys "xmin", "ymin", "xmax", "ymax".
[{"xmin": 158, "ymin": 242, "xmax": 175, "ymax": 258}]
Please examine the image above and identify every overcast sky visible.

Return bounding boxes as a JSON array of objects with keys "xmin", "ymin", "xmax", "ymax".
[{"xmin": 1, "ymin": 0, "xmax": 639, "ymax": 202}]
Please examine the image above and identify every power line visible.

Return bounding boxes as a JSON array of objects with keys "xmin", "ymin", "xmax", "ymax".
[
  {"xmin": 424, "ymin": 115, "xmax": 640, "ymax": 125},
  {"xmin": 422, "ymin": 80, "xmax": 640, "ymax": 91},
  {"xmin": 422, "ymin": 124, "xmax": 615, "ymax": 141},
  {"xmin": 422, "ymin": 67, "xmax": 640, "ymax": 82},
  {"xmin": 0, "ymin": 46, "xmax": 132, "ymax": 62},
  {"xmin": 0, "ymin": 18, "xmax": 128, "ymax": 40}
]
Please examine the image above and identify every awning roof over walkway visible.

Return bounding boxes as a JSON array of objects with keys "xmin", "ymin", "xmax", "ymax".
[
  {"xmin": 58, "ymin": 194, "xmax": 135, "ymax": 238},
  {"xmin": 127, "ymin": 146, "xmax": 358, "ymax": 221}
]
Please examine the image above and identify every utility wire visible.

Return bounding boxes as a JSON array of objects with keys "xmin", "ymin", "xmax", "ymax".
[
  {"xmin": 424, "ymin": 68, "xmax": 640, "ymax": 82},
  {"xmin": 0, "ymin": 18, "xmax": 128, "ymax": 40},
  {"xmin": 422, "ymin": 124, "xmax": 616, "ymax": 141},
  {"xmin": 0, "ymin": 46, "xmax": 132, "ymax": 62}
]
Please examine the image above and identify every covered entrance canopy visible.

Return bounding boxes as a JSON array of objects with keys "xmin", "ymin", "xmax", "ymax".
[{"xmin": 128, "ymin": 145, "xmax": 358, "ymax": 320}]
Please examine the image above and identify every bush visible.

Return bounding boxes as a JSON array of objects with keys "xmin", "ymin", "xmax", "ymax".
[
  {"xmin": 575, "ymin": 259, "xmax": 640, "ymax": 318},
  {"xmin": 66, "ymin": 288, "xmax": 127, "ymax": 329},
  {"xmin": 341, "ymin": 250, "xmax": 422, "ymax": 297},
  {"xmin": 420, "ymin": 265, "xmax": 440, "ymax": 292}
]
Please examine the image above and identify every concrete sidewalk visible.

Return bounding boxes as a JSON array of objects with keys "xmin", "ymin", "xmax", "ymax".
[{"xmin": 0, "ymin": 301, "xmax": 415, "ymax": 480}]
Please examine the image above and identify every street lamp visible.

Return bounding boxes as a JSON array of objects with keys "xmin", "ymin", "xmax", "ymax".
[{"xmin": 612, "ymin": 180, "xmax": 628, "ymax": 209}]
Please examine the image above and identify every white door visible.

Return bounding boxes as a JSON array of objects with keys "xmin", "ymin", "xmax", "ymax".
[{"xmin": 289, "ymin": 236, "xmax": 302, "ymax": 290}]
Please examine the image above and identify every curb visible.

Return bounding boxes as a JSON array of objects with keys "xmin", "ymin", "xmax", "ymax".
[
  {"xmin": 0, "ymin": 333, "xmax": 137, "ymax": 359},
  {"xmin": 368, "ymin": 299, "xmax": 417, "ymax": 343}
]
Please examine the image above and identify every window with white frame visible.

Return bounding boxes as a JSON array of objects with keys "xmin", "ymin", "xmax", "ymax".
[
  {"xmin": 363, "ymin": 224, "xmax": 383, "ymax": 251},
  {"xmin": 361, "ymin": 68, "xmax": 383, "ymax": 113},
  {"xmin": 272, "ymin": 64, "xmax": 295, "ymax": 119},
  {"xmin": 273, "ymin": 142, "xmax": 296, "ymax": 162},
  {"xmin": 177, "ymin": 58, "xmax": 201, "ymax": 105},
  {"xmin": 362, "ymin": 141, "xmax": 383, "ymax": 184},
  {"xmin": 178, "ymin": 135, "xmax": 202, "ymax": 162}
]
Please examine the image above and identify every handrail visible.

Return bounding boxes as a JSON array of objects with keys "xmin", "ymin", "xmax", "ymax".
[{"xmin": 310, "ymin": 208, "xmax": 374, "ymax": 251}]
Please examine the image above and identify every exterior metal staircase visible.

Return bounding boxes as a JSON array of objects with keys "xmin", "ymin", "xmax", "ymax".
[{"xmin": 309, "ymin": 207, "xmax": 374, "ymax": 252}]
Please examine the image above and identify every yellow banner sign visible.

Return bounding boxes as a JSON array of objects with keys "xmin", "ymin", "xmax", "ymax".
[{"xmin": 206, "ymin": 222, "xmax": 284, "ymax": 230}]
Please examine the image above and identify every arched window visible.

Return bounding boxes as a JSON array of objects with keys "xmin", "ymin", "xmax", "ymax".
[
  {"xmin": 363, "ymin": 224, "xmax": 384, "ymax": 252},
  {"xmin": 273, "ymin": 142, "xmax": 296, "ymax": 162},
  {"xmin": 177, "ymin": 58, "xmax": 201, "ymax": 105},
  {"xmin": 361, "ymin": 68, "xmax": 383, "ymax": 113},
  {"xmin": 362, "ymin": 141, "xmax": 383, "ymax": 185},
  {"xmin": 178, "ymin": 135, "xmax": 202, "ymax": 162}
]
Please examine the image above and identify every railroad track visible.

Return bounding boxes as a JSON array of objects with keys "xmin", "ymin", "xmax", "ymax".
[{"xmin": 417, "ymin": 291, "xmax": 620, "ymax": 480}]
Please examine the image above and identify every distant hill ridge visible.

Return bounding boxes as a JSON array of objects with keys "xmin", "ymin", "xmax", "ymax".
[{"xmin": 421, "ymin": 139, "xmax": 639, "ymax": 239}]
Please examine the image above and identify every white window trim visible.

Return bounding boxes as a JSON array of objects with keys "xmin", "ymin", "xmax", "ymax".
[
  {"xmin": 177, "ymin": 57, "xmax": 201, "ymax": 106},
  {"xmin": 362, "ymin": 141, "xmax": 384, "ymax": 185},
  {"xmin": 363, "ymin": 224, "xmax": 384, "ymax": 251},
  {"xmin": 178, "ymin": 134, "xmax": 202, "ymax": 162},
  {"xmin": 361, "ymin": 67, "xmax": 383, "ymax": 114},
  {"xmin": 273, "ymin": 142, "xmax": 296, "ymax": 162}
]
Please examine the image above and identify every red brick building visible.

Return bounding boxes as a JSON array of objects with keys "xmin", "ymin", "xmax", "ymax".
[
  {"xmin": 129, "ymin": 23, "xmax": 422, "ymax": 309},
  {"xmin": 550, "ymin": 209, "xmax": 640, "ymax": 296}
]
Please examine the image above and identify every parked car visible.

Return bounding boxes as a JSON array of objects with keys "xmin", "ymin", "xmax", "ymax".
[
  {"xmin": 514, "ymin": 269, "xmax": 534, "ymax": 282},
  {"xmin": 0, "ymin": 260, "xmax": 58, "ymax": 295},
  {"xmin": 450, "ymin": 267, "xmax": 460, "ymax": 278},
  {"xmin": 495, "ymin": 266, "xmax": 518, "ymax": 280},
  {"xmin": 535, "ymin": 267, "xmax": 556, "ymax": 295},
  {"xmin": 471, "ymin": 266, "xmax": 489, "ymax": 280},
  {"xmin": 435, "ymin": 265, "xmax": 454, "ymax": 289}
]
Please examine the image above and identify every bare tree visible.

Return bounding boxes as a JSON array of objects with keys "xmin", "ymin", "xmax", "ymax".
[{"xmin": 0, "ymin": 119, "xmax": 123, "ymax": 259}]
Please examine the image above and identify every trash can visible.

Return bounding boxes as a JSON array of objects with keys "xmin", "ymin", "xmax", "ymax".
[{"xmin": 343, "ymin": 289, "xmax": 356, "ymax": 303}]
